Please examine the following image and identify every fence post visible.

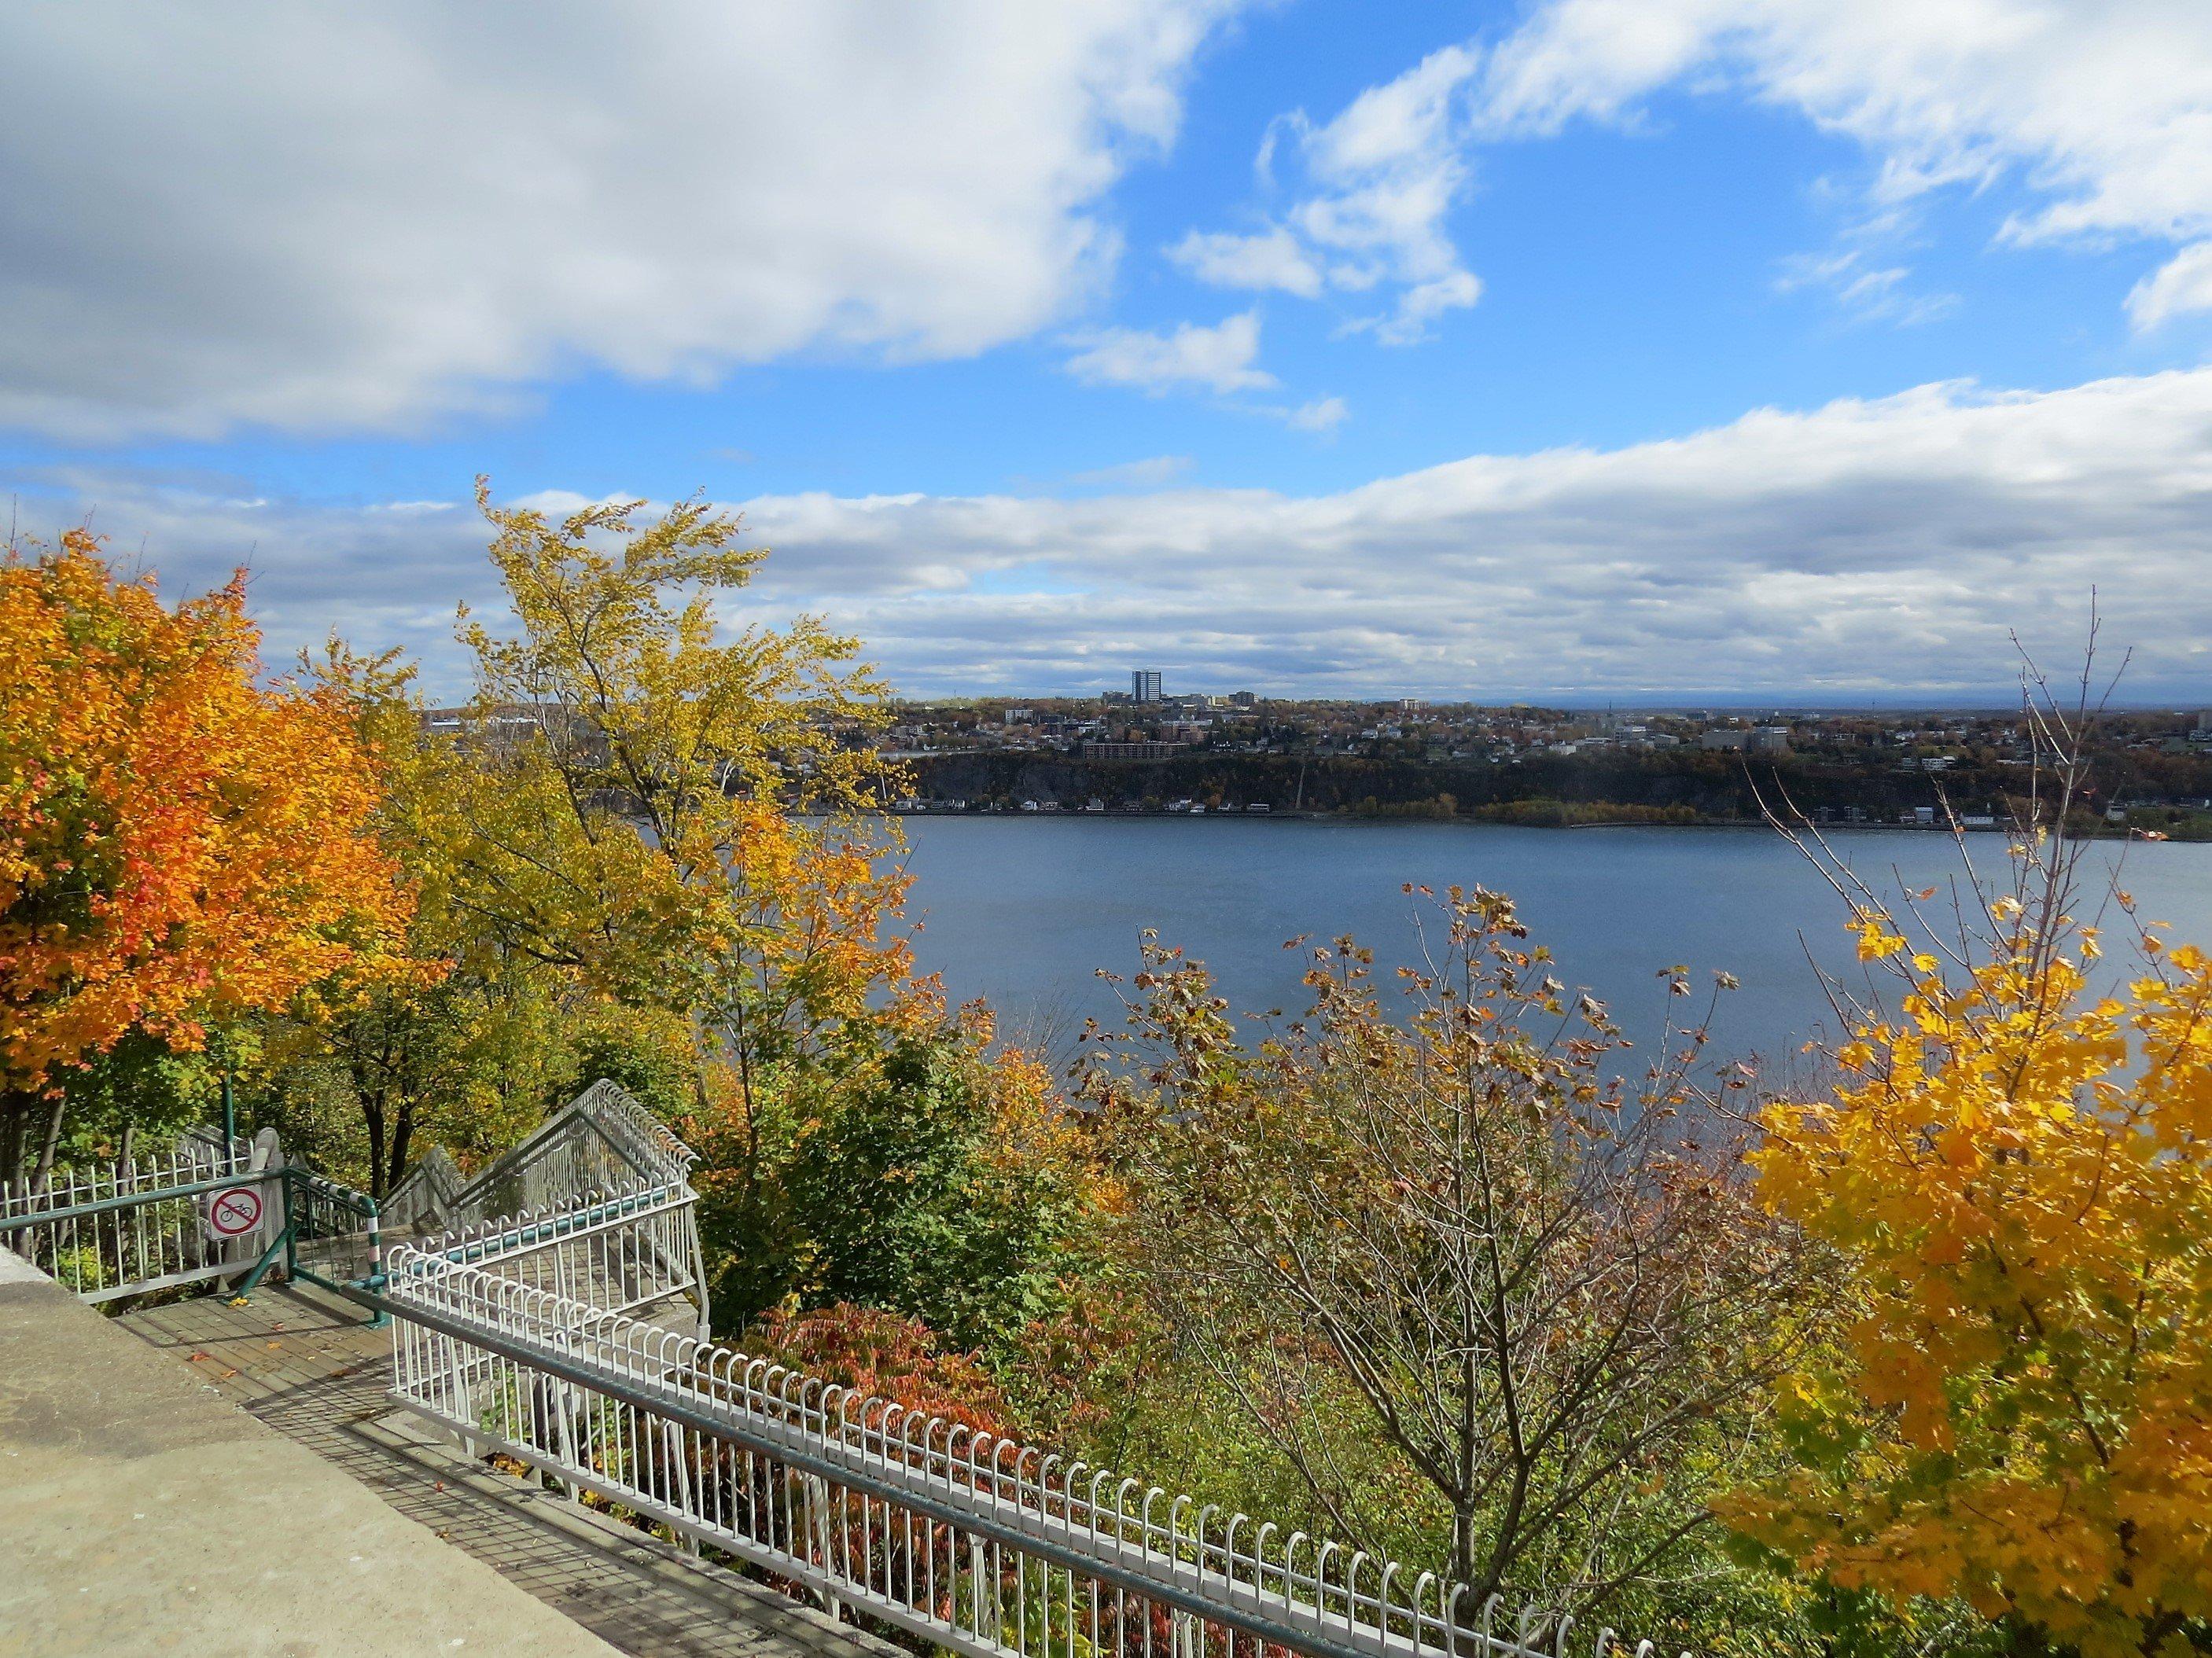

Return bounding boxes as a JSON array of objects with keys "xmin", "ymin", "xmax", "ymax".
[
  {"xmin": 804, "ymin": 1473, "xmax": 844, "ymax": 1618},
  {"xmin": 969, "ymin": 1532, "xmax": 990, "ymax": 1643},
  {"xmin": 664, "ymin": 1420, "xmax": 700, "ymax": 1557},
  {"xmin": 364, "ymin": 1198, "xmax": 387, "ymax": 1329},
  {"xmin": 554, "ymin": 1369, "xmax": 581, "ymax": 1504}
]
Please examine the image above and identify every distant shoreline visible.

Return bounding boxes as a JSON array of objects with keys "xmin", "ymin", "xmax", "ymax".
[{"xmin": 882, "ymin": 807, "xmax": 2171, "ymax": 838}]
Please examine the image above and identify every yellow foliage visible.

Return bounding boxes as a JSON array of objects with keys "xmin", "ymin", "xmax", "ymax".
[
  {"xmin": 1724, "ymin": 895, "xmax": 2212, "ymax": 1654},
  {"xmin": 444, "ymin": 480, "xmax": 918, "ymax": 1069}
]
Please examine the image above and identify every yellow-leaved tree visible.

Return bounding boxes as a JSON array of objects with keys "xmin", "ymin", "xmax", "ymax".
[
  {"xmin": 259, "ymin": 482, "xmax": 911, "ymax": 1200},
  {"xmin": 1724, "ymin": 795, "xmax": 2212, "ymax": 1652},
  {"xmin": 263, "ymin": 642, "xmax": 596, "ymax": 1196},
  {"xmin": 422, "ymin": 483, "xmax": 1091, "ymax": 1341},
  {"xmin": 440, "ymin": 481, "xmax": 920, "ymax": 1127}
]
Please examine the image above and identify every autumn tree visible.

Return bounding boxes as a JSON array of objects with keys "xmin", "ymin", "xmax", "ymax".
[
  {"xmin": 696, "ymin": 1001, "xmax": 1097, "ymax": 1348},
  {"xmin": 378, "ymin": 482, "xmax": 1097, "ymax": 1344},
  {"xmin": 252, "ymin": 642, "xmax": 685, "ymax": 1196},
  {"xmin": 1082, "ymin": 889, "xmax": 1809, "ymax": 1626},
  {"xmin": 0, "ymin": 532, "xmax": 410, "ymax": 1183},
  {"xmin": 424, "ymin": 483, "xmax": 940, "ymax": 1239},
  {"xmin": 439, "ymin": 480, "xmax": 907, "ymax": 1052},
  {"xmin": 1725, "ymin": 711, "xmax": 2212, "ymax": 1654}
]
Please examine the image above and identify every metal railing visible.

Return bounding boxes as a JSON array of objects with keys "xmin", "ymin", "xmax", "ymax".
[
  {"xmin": 5, "ymin": 1083, "xmax": 1689, "ymax": 1658},
  {"xmin": 383, "ymin": 1237, "xmax": 1683, "ymax": 1658},
  {"xmin": 0, "ymin": 1136, "xmax": 278, "ymax": 1303},
  {"xmin": 439, "ymin": 1076, "xmax": 697, "ymax": 1235},
  {"xmin": 0, "ymin": 1134, "xmax": 386, "ymax": 1316},
  {"xmin": 407, "ymin": 1175, "xmax": 702, "ymax": 1327},
  {"xmin": 279, "ymin": 1166, "xmax": 385, "ymax": 1303}
]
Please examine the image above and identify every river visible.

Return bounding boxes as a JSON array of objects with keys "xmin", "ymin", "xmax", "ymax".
[{"xmin": 894, "ymin": 817, "xmax": 2212, "ymax": 1069}]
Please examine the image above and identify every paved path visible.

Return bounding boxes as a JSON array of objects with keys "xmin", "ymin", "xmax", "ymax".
[
  {"xmin": 113, "ymin": 1282, "xmax": 898, "ymax": 1658},
  {"xmin": 1, "ymin": 1255, "xmax": 617, "ymax": 1658}
]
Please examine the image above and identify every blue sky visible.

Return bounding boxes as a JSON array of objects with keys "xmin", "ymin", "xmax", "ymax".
[{"xmin": 2, "ymin": 2, "xmax": 2210, "ymax": 701}]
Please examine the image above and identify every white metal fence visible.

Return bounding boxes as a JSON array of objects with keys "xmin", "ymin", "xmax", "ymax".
[
  {"xmin": 407, "ymin": 1175, "xmax": 703, "ymax": 1328},
  {"xmin": 384, "ymin": 1210, "xmax": 1687, "ymax": 1658},
  {"xmin": 6, "ymin": 1081, "xmax": 1691, "ymax": 1658},
  {"xmin": 0, "ymin": 1133, "xmax": 282, "ymax": 1302}
]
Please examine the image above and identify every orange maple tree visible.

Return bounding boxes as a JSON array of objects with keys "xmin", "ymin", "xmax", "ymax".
[{"xmin": 0, "ymin": 531, "xmax": 413, "ymax": 1178}]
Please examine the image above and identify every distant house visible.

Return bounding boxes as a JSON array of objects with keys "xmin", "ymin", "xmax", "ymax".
[{"xmin": 1084, "ymin": 740, "xmax": 1186, "ymax": 760}]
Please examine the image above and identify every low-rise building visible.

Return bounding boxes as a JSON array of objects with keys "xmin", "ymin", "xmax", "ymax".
[{"xmin": 1083, "ymin": 740, "xmax": 1187, "ymax": 760}]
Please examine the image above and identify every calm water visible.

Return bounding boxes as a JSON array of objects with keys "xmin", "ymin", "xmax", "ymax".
[{"xmin": 896, "ymin": 818, "xmax": 2212, "ymax": 1067}]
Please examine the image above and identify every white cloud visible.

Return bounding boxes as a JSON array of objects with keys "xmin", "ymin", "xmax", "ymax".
[
  {"xmin": 1474, "ymin": 0, "xmax": 2212, "ymax": 324},
  {"xmin": 1364, "ymin": 272, "xmax": 1485, "ymax": 345},
  {"xmin": 1063, "ymin": 311, "xmax": 1278, "ymax": 394},
  {"xmin": 2129, "ymin": 241, "xmax": 2212, "ymax": 329},
  {"xmin": 0, "ymin": 2, "xmax": 1241, "ymax": 440},
  {"xmin": 1179, "ymin": 45, "xmax": 1485, "ymax": 342},
  {"xmin": 1183, "ymin": 2, "xmax": 2212, "ymax": 338},
  {"xmin": 24, "ymin": 366, "xmax": 2212, "ymax": 702},
  {"xmin": 1775, "ymin": 250, "xmax": 1958, "ymax": 327},
  {"xmin": 1168, "ymin": 226, "xmax": 1325, "ymax": 297},
  {"xmin": 1283, "ymin": 395, "xmax": 1349, "ymax": 433}
]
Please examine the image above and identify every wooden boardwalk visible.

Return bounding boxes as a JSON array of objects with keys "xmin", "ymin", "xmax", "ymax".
[{"xmin": 115, "ymin": 1283, "xmax": 898, "ymax": 1658}]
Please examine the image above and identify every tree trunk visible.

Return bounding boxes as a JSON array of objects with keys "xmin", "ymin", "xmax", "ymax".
[
  {"xmin": 0, "ymin": 1092, "xmax": 28, "ymax": 1189},
  {"xmin": 31, "ymin": 1090, "xmax": 68, "ymax": 1193},
  {"xmin": 1452, "ymin": 1507, "xmax": 1478, "ymax": 1596},
  {"xmin": 385, "ymin": 1104, "xmax": 414, "ymax": 1201},
  {"xmin": 363, "ymin": 1096, "xmax": 388, "ymax": 1200}
]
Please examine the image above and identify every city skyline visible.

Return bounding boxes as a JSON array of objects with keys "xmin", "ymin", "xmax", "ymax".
[{"xmin": 2, "ymin": 5, "xmax": 2210, "ymax": 702}]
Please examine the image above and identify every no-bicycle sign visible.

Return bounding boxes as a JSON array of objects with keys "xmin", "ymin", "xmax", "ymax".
[{"xmin": 204, "ymin": 1184, "xmax": 266, "ymax": 1239}]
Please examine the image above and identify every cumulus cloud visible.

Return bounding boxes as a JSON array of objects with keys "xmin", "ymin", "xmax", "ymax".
[
  {"xmin": 1168, "ymin": 226, "xmax": 1325, "ymax": 297},
  {"xmin": 1281, "ymin": 395, "xmax": 1349, "ymax": 433},
  {"xmin": 2129, "ymin": 241, "xmax": 2212, "ymax": 329},
  {"xmin": 0, "ymin": 2, "xmax": 1242, "ymax": 440},
  {"xmin": 23, "ymin": 367, "xmax": 2212, "ymax": 703},
  {"xmin": 1179, "ymin": 45, "xmax": 1485, "ymax": 343},
  {"xmin": 1474, "ymin": 0, "xmax": 2212, "ymax": 325},
  {"xmin": 1063, "ymin": 311, "xmax": 1278, "ymax": 394},
  {"xmin": 1181, "ymin": 2, "xmax": 2212, "ymax": 338}
]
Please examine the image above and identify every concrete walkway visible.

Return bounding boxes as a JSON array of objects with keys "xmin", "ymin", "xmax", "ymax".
[
  {"xmin": 0, "ymin": 1252, "xmax": 620, "ymax": 1658},
  {"xmin": 110, "ymin": 1280, "xmax": 897, "ymax": 1658}
]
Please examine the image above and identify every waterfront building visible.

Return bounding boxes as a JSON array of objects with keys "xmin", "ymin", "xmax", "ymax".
[{"xmin": 1084, "ymin": 739, "xmax": 1185, "ymax": 760}]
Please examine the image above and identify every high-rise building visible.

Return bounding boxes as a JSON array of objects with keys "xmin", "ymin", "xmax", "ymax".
[{"xmin": 1132, "ymin": 669, "xmax": 1163, "ymax": 704}]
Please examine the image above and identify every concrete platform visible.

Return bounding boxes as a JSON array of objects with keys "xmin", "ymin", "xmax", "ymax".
[
  {"xmin": 110, "ymin": 1278, "xmax": 897, "ymax": 1658},
  {"xmin": 0, "ymin": 1252, "xmax": 620, "ymax": 1657}
]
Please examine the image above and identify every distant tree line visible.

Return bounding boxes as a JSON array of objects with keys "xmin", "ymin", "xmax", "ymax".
[{"xmin": 909, "ymin": 744, "xmax": 2212, "ymax": 831}]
